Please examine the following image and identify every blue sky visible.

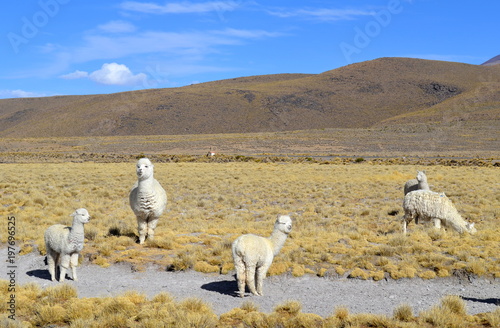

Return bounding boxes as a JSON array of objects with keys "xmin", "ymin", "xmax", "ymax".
[{"xmin": 1, "ymin": 0, "xmax": 498, "ymax": 99}]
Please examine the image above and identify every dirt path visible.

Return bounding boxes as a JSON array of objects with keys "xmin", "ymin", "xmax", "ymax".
[{"xmin": 4, "ymin": 250, "xmax": 499, "ymax": 317}]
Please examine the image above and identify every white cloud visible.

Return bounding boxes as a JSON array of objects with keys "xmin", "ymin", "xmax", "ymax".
[
  {"xmin": 0, "ymin": 89, "xmax": 47, "ymax": 98},
  {"xmin": 215, "ymin": 28, "xmax": 284, "ymax": 39},
  {"xmin": 267, "ymin": 8, "xmax": 375, "ymax": 21},
  {"xmin": 98, "ymin": 20, "xmax": 137, "ymax": 33},
  {"xmin": 120, "ymin": 1, "xmax": 241, "ymax": 14},
  {"xmin": 59, "ymin": 63, "xmax": 147, "ymax": 86},
  {"xmin": 67, "ymin": 29, "xmax": 263, "ymax": 64},
  {"xmin": 60, "ymin": 70, "xmax": 89, "ymax": 79},
  {"xmin": 89, "ymin": 63, "xmax": 147, "ymax": 85}
]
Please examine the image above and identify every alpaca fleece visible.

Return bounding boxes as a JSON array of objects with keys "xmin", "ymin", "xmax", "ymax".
[{"xmin": 402, "ymin": 190, "xmax": 476, "ymax": 235}]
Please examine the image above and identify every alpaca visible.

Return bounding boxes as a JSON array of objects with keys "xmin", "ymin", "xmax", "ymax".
[
  {"xmin": 404, "ymin": 170, "xmax": 430, "ymax": 195},
  {"xmin": 403, "ymin": 170, "xmax": 430, "ymax": 224},
  {"xmin": 44, "ymin": 208, "xmax": 91, "ymax": 282},
  {"xmin": 232, "ymin": 214, "xmax": 293, "ymax": 297},
  {"xmin": 129, "ymin": 158, "xmax": 167, "ymax": 244},
  {"xmin": 402, "ymin": 190, "xmax": 476, "ymax": 235}
]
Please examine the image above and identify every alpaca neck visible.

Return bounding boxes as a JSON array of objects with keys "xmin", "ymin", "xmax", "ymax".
[
  {"xmin": 138, "ymin": 176, "xmax": 154, "ymax": 188},
  {"xmin": 68, "ymin": 218, "xmax": 85, "ymax": 248},
  {"xmin": 448, "ymin": 213, "xmax": 467, "ymax": 233},
  {"xmin": 419, "ymin": 180, "xmax": 429, "ymax": 190},
  {"xmin": 269, "ymin": 230, "xmax": 288, "ymax": 256},
  {"xmin": 137, "ymin": 177, "xmax": 156, "ymax": 195}
]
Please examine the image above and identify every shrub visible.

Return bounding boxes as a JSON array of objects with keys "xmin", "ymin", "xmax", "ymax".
[{"xmin": 393, "ymin": 304, "xmax": 413, "ymax": 322}]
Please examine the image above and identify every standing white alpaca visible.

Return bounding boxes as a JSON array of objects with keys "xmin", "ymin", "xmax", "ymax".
[
  {"xmin": 129, "ymin": 158, "xmax": 167, "ymax": 244},
  {"xmin": 402, "ymin": 190, "xmax": 477, "ymax": 235},
  {"xmin": 232, "ymin": 214, "xmax": 293, "ymax": 297},
  {"xmin": 404, "ymin": 170, "xmax": 430, "ymax": 195},
  {"xmin": 44, "ymin": 208, "xmax": 91, "ymax": 282}
]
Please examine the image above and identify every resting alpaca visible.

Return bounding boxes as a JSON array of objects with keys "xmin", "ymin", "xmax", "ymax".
[
  {"xmin": 129, "ymin": 158, "xmax": 167, "ymax": 244},
  {"xmin": 402, "ymin": 190, "xmax": 476, "ymax": 235},
  {"xmin": 44, "ymin": 208, "xmax": 91, "ymax": 282},
  {"xmin": 232, "ymin": 214, "xmax": 293, "ymax": 297}
]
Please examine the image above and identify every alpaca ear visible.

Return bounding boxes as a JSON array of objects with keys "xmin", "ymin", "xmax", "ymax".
[{"xmin": 70, "ymin": 208, "xmax": 86, "ymax": 217}]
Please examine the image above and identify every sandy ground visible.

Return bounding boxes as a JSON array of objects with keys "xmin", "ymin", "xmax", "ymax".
[{"xmin": 3, "ymin": 249, "xmax": 499, "ymax": 317}]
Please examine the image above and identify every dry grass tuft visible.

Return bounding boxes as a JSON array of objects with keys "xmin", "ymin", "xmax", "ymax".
[
  {"xmin": 440, "ymin": 295, "xmax": 467, "ymax": 316},
  {"xmin": 393, "ymin": 304, "xmax": 414, "ymax": 322},
  {"xmin": 420, "ymin": 295, "xmax": 470, "ymax": 328}
]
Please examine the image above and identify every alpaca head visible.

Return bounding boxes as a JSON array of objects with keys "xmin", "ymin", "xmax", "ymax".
[
  {"xmin": 416, "ymin": 170, "xmax": 427, "ymax": 182},
  {"xmin": 71, "ymin": 208, "xmax": 90, "ymax": 224},
  {"xmin": 136, "ymin": 158, "xmax": 154, "ymax": 180},
  {"xmin": 465, "ymin": 222, "xmax": 477, "ymax": 234},
  {"xmin": 275, "ymin": 215, "xmax": 292, "ymax": 234}
]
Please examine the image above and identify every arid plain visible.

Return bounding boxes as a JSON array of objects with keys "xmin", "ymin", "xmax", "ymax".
[
  {"xmin": 1, "ymin": 57, "xmax": 499, "ymax": 327},
  {"xmin": 1, "ymin": 124, "xmax": 499, "ymax": 327}
]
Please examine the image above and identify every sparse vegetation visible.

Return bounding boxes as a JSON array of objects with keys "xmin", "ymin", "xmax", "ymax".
[
  {"xmin": 1, "ymin": 281, "xmax": 498, "ymax": 327},
  {"xmin": 1, "ymin": 162, "xmax": 498, "ymax": 280}
]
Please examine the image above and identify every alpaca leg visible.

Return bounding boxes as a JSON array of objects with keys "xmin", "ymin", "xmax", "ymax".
[
  {"xmin": 245, "ymin": 264, "xmax": 258, "ymax": 296},
  {"xmin": 433, "ymin": 218, "xmax": 441, "ymax": 230},
  {"xmin": 255, "ymin": 264, "xmax": 270, "ymax": 296},
  {"xmin": 59, "ymin": 254, "xmax": 70, "ymax": 282},
  {"xmin": 402, "ymin": 215, "xmax": 410, "ymax": 235},
  {"xmin": 147, "ymin": 217, "xmax": 159, "ymax": 241},
  {"xmin": 137, "ymin": 219, "xmax": 148, "ymax": 244},
  {"xmin": 402, "ymin": 212, "xmax": 415, "ymax": 235},
  {"xmin": 234, "ymin": 257, "xmax": 246, "ymax": 297},
  {"xmin": 46, "ymin": 249, "xmax": 57, "ymax": 281},
  {"xmin": 70, "ymin": 253, "xmax": 79, "ymax": 281}
]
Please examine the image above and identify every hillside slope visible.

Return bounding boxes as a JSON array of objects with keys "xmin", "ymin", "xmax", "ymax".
[{"xmin": 0, "ymin": 57, "xmax": 499, "ymax": 137}]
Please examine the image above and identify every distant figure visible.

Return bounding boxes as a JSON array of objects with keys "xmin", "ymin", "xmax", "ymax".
[{"xmin": 207, "ymin": 147, "xmax": 216, "ymax": 157}]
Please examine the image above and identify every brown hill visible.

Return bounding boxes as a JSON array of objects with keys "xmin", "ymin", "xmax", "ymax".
[{"xmin": 0, "ymin": 57, "xmax": 499, "ymax": 137}]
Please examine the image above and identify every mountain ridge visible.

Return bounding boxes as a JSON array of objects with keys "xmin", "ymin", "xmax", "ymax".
[{"xmin": 0, "ymin": 57, "xmax": 499, "ymax": 138}]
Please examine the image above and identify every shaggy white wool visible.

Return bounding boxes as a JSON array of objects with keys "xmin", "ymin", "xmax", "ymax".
[{"xmin": 402, "ymin": 190, "xmax": 476, "ymax": 235}]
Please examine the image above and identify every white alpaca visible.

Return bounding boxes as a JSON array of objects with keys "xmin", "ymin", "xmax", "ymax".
[
  {"xmin": 404, "ymin": 170, "xmax": 430, "ymax": 195},
  {"xmin": 129, "ymin": 158, "xmax": 167, "ymax": 244},
  {"xmin": 232, "ymin": 214, "xmax": 293, "ymax": 297},
  {"xmin": 402, "ymin": 190, "xmax": 476, "ymax": 235},
  {"xmin": 44, "ymin": 208, "xmax": 90, "ymax": 282}
]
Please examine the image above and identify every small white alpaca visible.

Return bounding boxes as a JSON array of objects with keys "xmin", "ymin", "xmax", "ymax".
[
  {"xmin": 402, "ymin": 190, "xmax": 476, "ymax": 235},
  {"xmin": 129, "ymin": 158, "xmax": 167, "ymax": 244},
  {"xmin": 232, "ymin": 214, "xmax": 293, "ymax": 297},
  {"xmin": 404, "ymin": 170, "xmax": 430, "ymax": 195},
  {"xmin": 44, "ymin": 208, "xmax": 91, "ymax": 282}
]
